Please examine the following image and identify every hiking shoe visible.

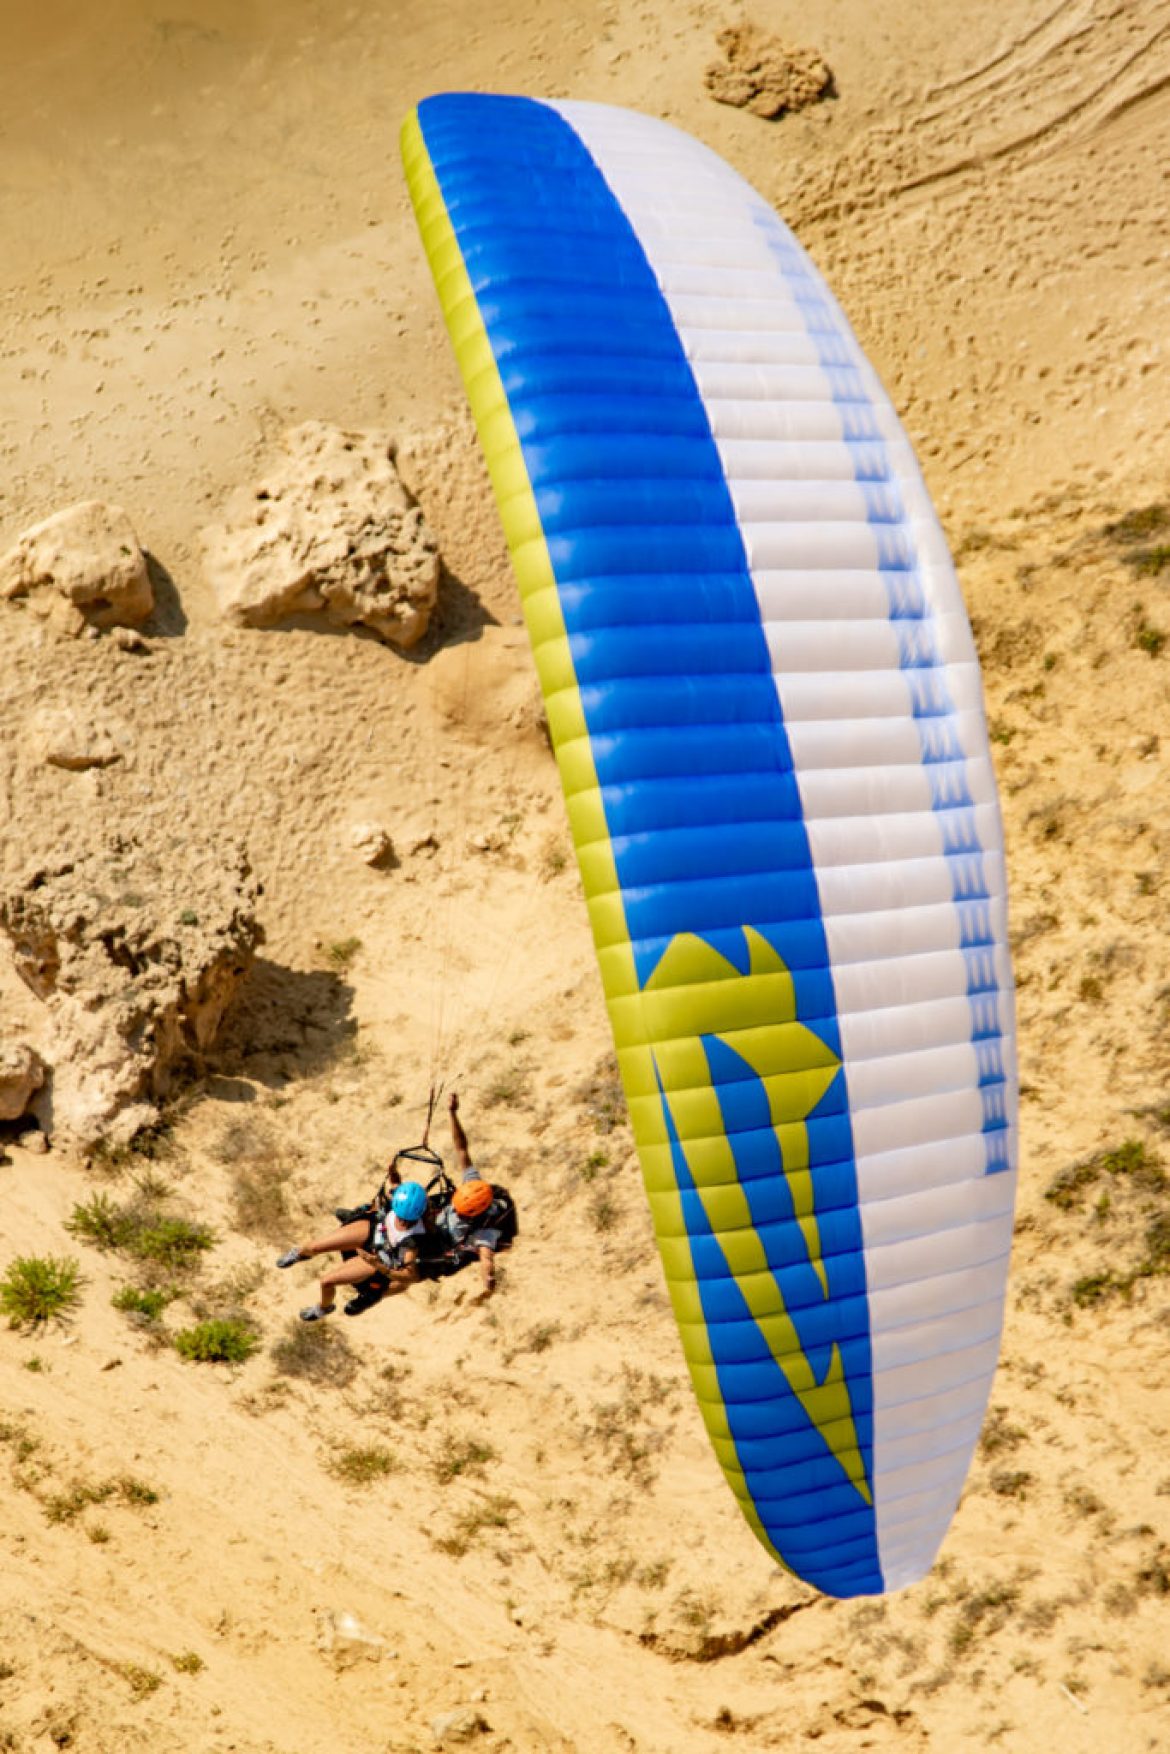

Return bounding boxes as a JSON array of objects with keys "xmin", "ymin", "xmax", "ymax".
[
  {"xmin": 275, "ymin": 1247, "xmax": 302, "ymax": 1269},
  {"xmin": 299, "ymin": 1304, "xmax": 335, "ymax": 1322},
  {"xmin": 334, "ymin": 1205, "xmax": 371, "ymax": 1225},
  {"xmin": 344, "ymin": 1286, "xmax": 385, "ymax": 1318}
]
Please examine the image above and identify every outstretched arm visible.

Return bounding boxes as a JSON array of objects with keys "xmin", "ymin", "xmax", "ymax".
[{"xmin": 449, "ymin": 1091, "xmax": 472, "ymax": 1173}]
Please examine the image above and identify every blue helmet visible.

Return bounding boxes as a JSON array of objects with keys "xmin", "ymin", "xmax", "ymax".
[{"xmin": 390, "ymin": 1180, "xmax": 427, "ymax": 1222}]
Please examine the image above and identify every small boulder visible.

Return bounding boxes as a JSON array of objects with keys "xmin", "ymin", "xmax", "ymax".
[
  {"xmin": 705, "ymin": 26, "xmax": 833, "ymax": 118},
  {"xmin": 431, "ymin": 1708, "xmax": 490, "ymax": 1746},
  {"xmin": 0, "ymin": 1043, "xmax": 46, "ymax": 1122},
  {"xmin": 350, "ymin": 822, "xmax": 395, "ymax": 868},
  {"xmin": 317, "ymin": 1609, "xmax": 388, "ymax": 1670},
  {"xmin": 203, "ymin": 422, "xmax": 441, "ymax": 649},
  {"xmin": 110, "ymin": 626, "xmax": 153, "ymax": 655},
  {"xmin": 0, "ymin": 501, "xmax": 154, "ymax": 631}
]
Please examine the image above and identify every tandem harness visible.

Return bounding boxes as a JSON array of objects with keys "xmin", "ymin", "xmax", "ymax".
[
  {"xmin": 334, "ymin": 1143, "xmax": 452, "ymax": 1243},
  {"xmin": 335, "ymin": 1144, "xmax": 517, "ymax": 1314}
]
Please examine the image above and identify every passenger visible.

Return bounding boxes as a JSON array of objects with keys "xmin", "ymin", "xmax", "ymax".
[
  {"xmin": 275, "ymin": 1179, "xmax": 428, "ymax": 1322},
  {"xmin": 430, "ymin": 1092, "xmax": 510, "ymax": 1300}
]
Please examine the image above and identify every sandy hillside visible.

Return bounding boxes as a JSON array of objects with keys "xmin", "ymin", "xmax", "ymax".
[{"xmin": 2, "ymin": 0, "xmax": 1170, "ymax": 1750}]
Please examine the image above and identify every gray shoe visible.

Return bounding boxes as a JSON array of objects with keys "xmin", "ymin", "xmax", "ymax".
[
  {"xmin": 276, "ymin": 1248, "xmax": 302, "ymax": 1269},
  {"xmin": 299, "ymin": 1304, "xmax": 334, "ymax": 1323}
]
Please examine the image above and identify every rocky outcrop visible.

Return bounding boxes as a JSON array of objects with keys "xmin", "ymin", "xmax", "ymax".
[
  {"xmin": 0, "ymin": 834, "xmax": 262, "ymax": 1146},
  {"xmin": 705, "ymin": 26, "xmax": 833, "ymax": 118},
  {"xmin": 0, "ymin": 1043, "xmax": 46, "ymax": 1122},
  {"xmin": 0, "ymin": 501, "xmax": 154, "ymax": 633},
  {"xmin": 202, "ymin": 422, "xmax": 441, "ymax": 649}
]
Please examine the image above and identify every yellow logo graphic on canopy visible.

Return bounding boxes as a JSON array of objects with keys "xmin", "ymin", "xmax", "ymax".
[{"xmin": 642, "ymin": 927, "xmax": 871, "ymax": 1507}]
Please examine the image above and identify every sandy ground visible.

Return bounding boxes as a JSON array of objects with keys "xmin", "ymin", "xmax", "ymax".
[{"xmin": 2, "ymin": 0, "xmax": 1170, "ymax": 1749}]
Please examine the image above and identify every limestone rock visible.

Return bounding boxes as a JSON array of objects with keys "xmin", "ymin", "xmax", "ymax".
[
  {"xmin": 110, "ymin": 626, "xmax": 153, "ymax": 655},
  {"xmin": 203, "ymin": 422, "xmax": 441, "ymax": 649},
  {"xmin": 0, "ymin": 834, "xmax": 262, "ymax": 1146},
  {"xmin": 430, "ymin": 1708, "xmax": 490, "ymax": 1746},
  {"xmin": 33, "ymin": 706, "xmax": 124, "ymax": 771},
  {"xmin": 317, "ymin": 1609, "xmax": 388, "ymax": 1669},
  {"xmin": 350, "ymin": 822, "xmax": 395, "ymax": 868},
  {"xmin": 0, "ymin": 1043, "xmax": 46, "ymax": 1121},
  {"xmin": 705, "ymin": 26, "xmax": 833, "ymax": 118},
  {"xmin": 0, "ymin": 501, "xmax": 154, "ymax": 631}
]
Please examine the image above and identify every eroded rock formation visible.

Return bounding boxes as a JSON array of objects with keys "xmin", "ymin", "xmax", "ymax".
[
  {"xmin": 0, "ymin": 834, "xmax": 262, "ymax": 1145},
  {"xmin": 202, "ymin": 422, "xmax": 441, "ymax": 648}
]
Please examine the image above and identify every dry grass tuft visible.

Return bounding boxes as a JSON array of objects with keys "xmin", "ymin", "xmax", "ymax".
[
  {"xmin": 327, "ymin": 1445, "xmax": 395, "ymax": 1485},
  {"xmin": 269, "ymin": 1318, "xmax": 359, "ymax": 1387}
]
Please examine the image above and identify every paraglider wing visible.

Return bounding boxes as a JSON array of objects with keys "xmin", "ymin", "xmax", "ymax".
[{"xmin": 401, "ymin": 94, "xmax": 1017, "ymax": 1599}]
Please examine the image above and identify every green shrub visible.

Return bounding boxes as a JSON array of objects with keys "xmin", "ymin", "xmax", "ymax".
[
  {"xmin": 1, "ymin": 1256, "xmax": 83, "ymax": 1329},
  {"xmin": 173, "ymin": 1319, "xmax": 258, "ymax": 1364},
  {"xmin": 69, "ymin": 1193, "xmax": 214, "ymax": 1272},
  {"xmin": 67, "ymin": 1193, "xmax": 136, "ymax": 1251},
  {"xmin": 128, "ymin": 1164, "xmax": 173, "ymax": 1204},
  {"xmin": 119, "ymin": 1663, "xmax": 162, "ymax": 1698},
  {"xmin": 129, "ymin": 1217, "xmax": 215, "ymax": 1271},
  {"xmin": 326, "ymin": 936, "xmax": 362, "ymax": 971},
  {"xmin": 112, "ymin": 1285, "xmax": 176, "ymax": 1322}
]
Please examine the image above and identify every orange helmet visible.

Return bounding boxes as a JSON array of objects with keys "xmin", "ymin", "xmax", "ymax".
[{"xmin": 453, "ymin": 1178, "xmax": 493, "ymax": 1218}]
